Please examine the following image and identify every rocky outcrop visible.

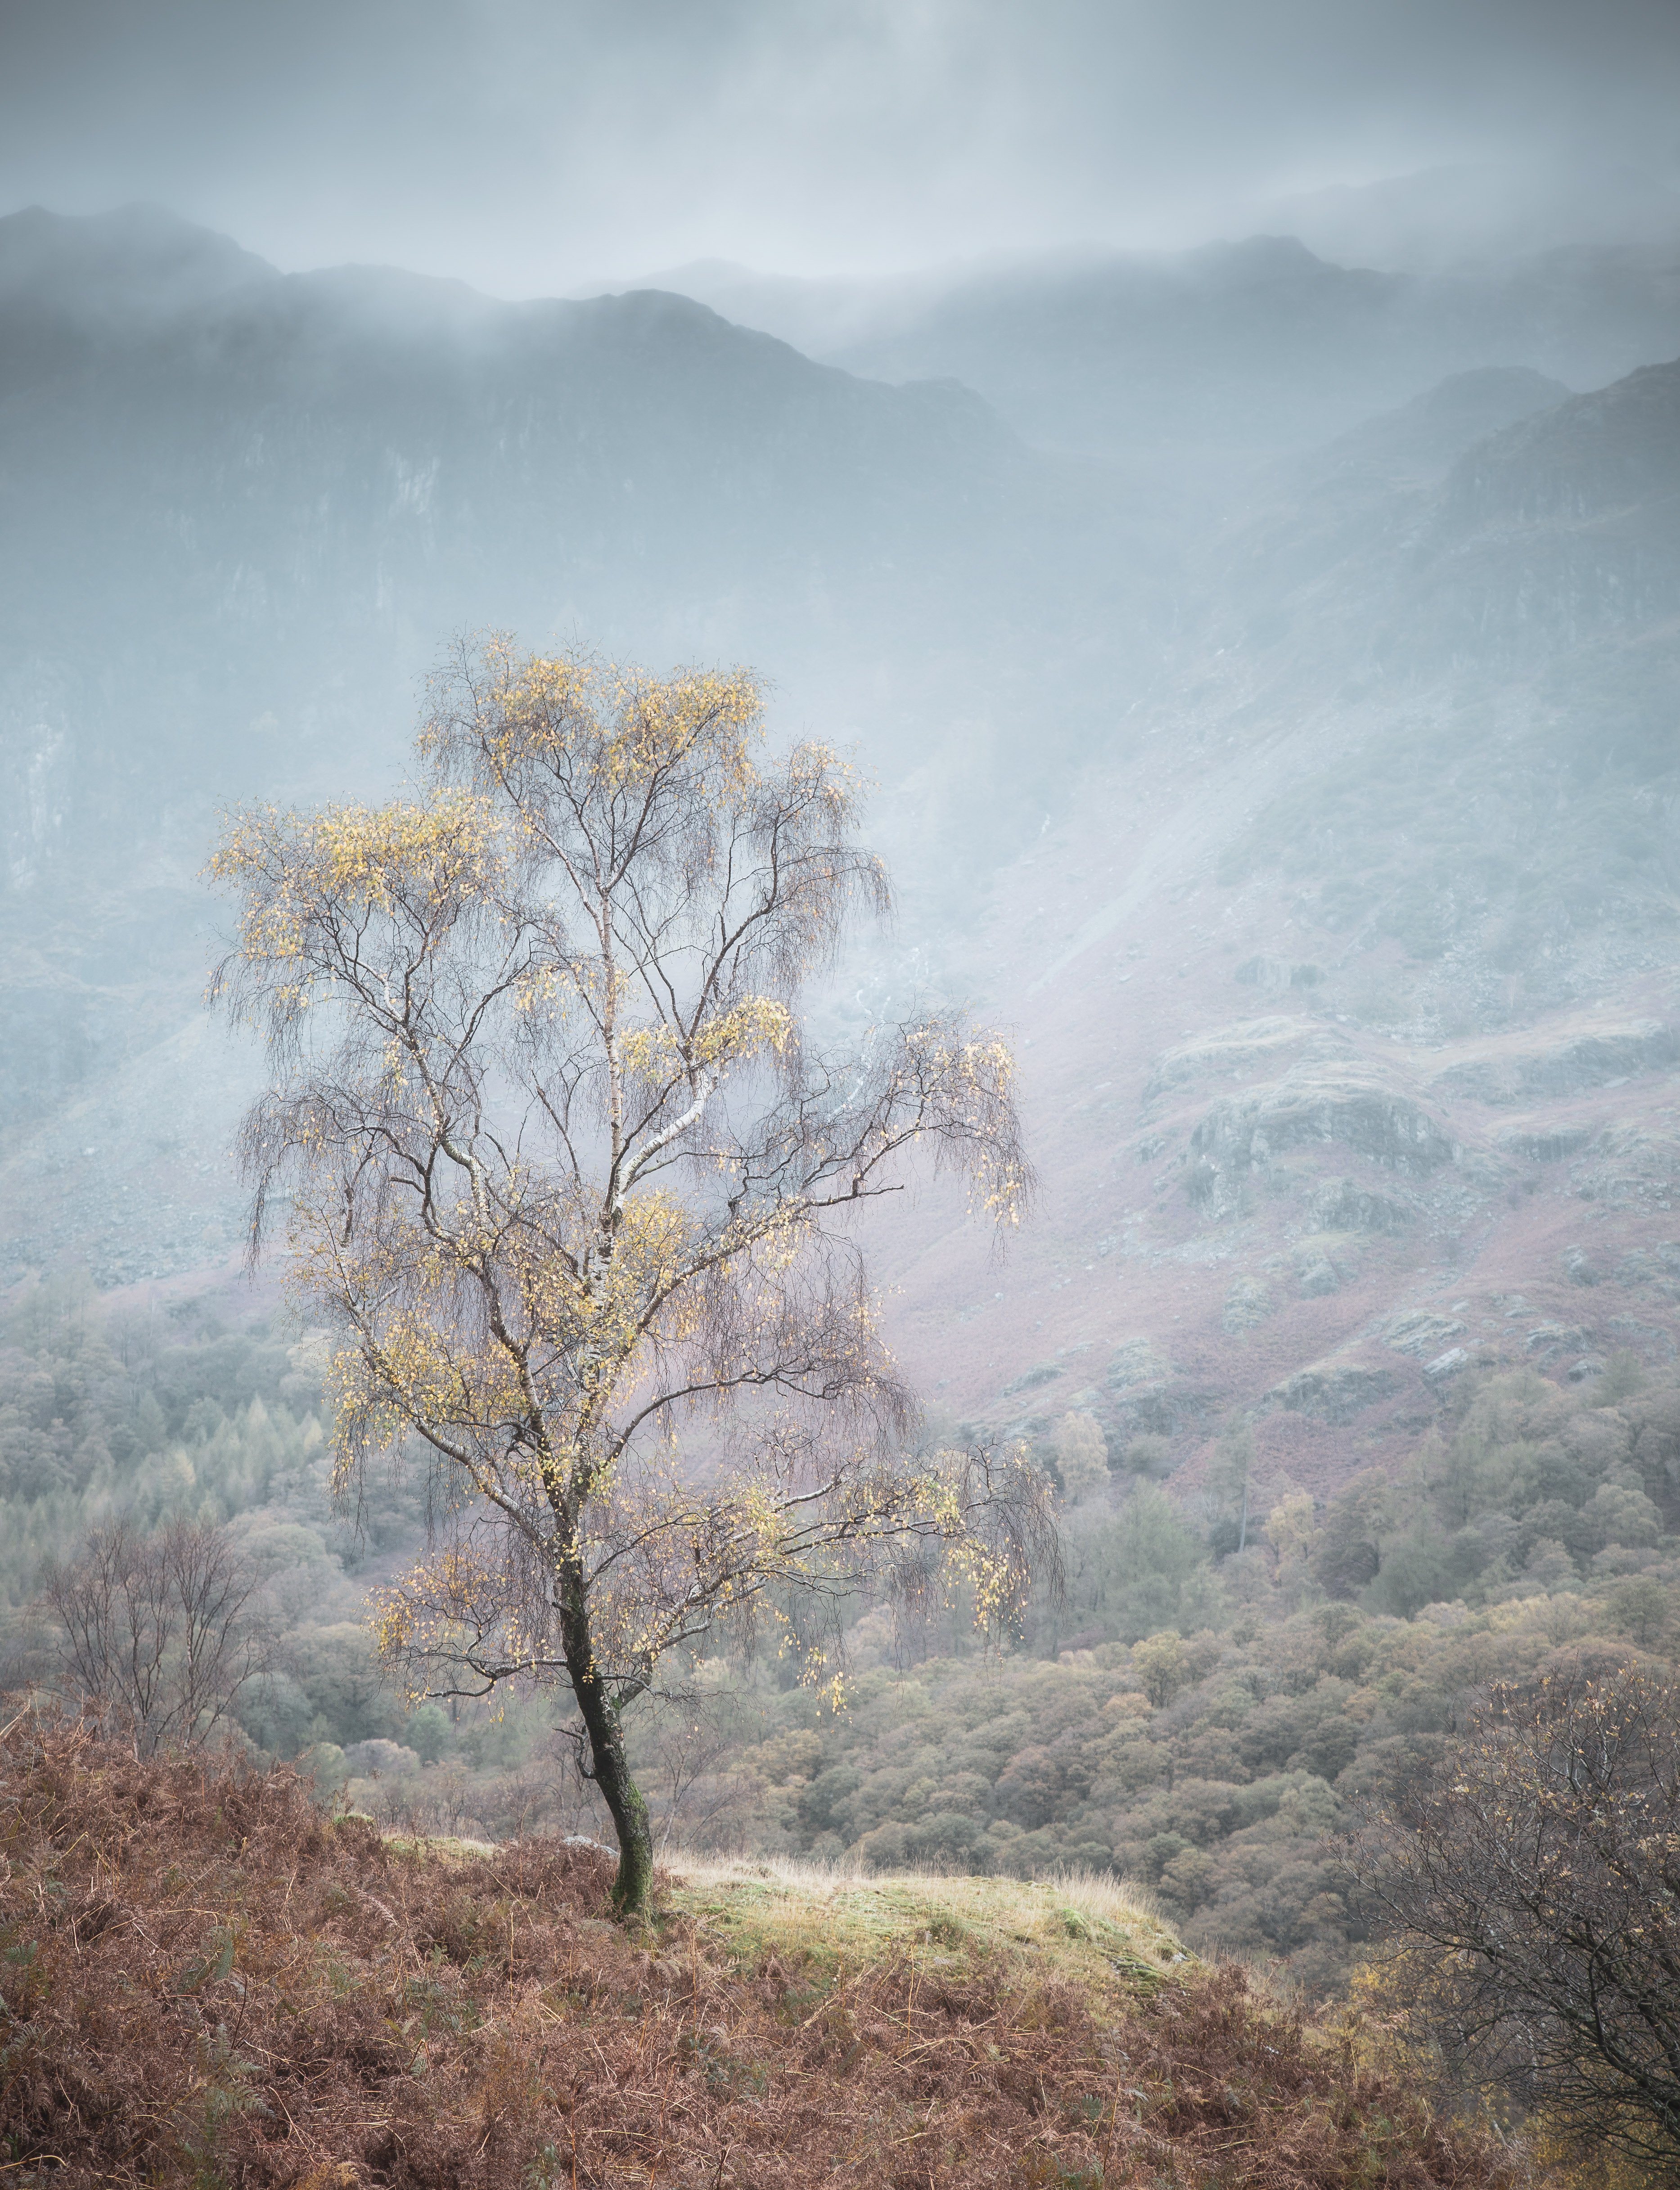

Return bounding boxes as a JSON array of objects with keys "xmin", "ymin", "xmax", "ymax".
[
  {"xmin": 1146, "ymin": 1016, "xmax": 1346, "ymax": 1100},
  {"xmin": 1102, "ymin": 1341, "xmax": 1221, "ymax": 1441},
  {"xmin": 1525, "ymin": 1322, "xmax": 1593, "ymax": 1363},
  {"xmin": 1108, "ymin": 1382, "xmax": 1227, "ymax": 1441},
  {"xmin": 1430, "ymin": 1022, "xmax": 1678, "ymax": 1105},
  {"xmin": 1222, "ymin": 1275, "xmax": 1273, "ymax": 1331},
  {"xmin": 1494, "ymin": 1124, "xmax": 1592, "ymax": 1161},
  {"xmin": 1260, "ymin": 1358, "xmax": 1398, "ymax": 1425},
  {"xmin": 1108, "ymin": 1338, "xmax": 1172, "ymax": 1390},
  {"xmin": 1189, "ymin": 1064, "xmax": 1458, "ymax": 1187},
  {"xmin": 1617, "ymin": 1245, "xmax": 1680, "ymax": 1292},
  {"xmin": 1384, "ymin": 1311, "xmax": 1468, "ymax": 1357},
  {"xmin": 1565, "ymin": 1124, "xmax": 1680, "ymax": 1210},
  {"xmin": 1234, "ymin": 957, "xmax": 1322, "ymax": 992},
  {"xmin": 1309, "ymin": 1176, "xmax": 1413, "ymax": 1232},
  {"xmin": 1002, "ymin": 1363, "xmax": 1064, "ymax": 1397},
  {"xmin": 1423, "ymin": 1346, "xmax": 1471, "ymax": 1381}
]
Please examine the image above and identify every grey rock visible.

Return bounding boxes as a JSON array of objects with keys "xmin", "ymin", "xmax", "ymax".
[
  {"xmin": 1108, "ymin": 1339, "xmax": 1171, "ymax": 1390},
  {"xmin": 1222, "ymin": 1275, "xmax": 1273, "ymax": 1331},
  {"xmin": 1002, "ymin": 1364, "xmax": 1063, "ymax": 1396},
  {"xmin": 1617, "ymin": 1250, "xmax": 1668, "ymax": 1285},
  {"xmin": 1423, "ymin": 1346, "xmax": 1472, "ymax": 1380},
  {"xmin": 1525, "ymin": 1322, "xmax": 1592, "ymax": 1358},
  {"xmin": 1261, "ymin": 1359, "xmax": 1398, "ymax": 1424},
  {"xmin": 1431, "ymin": 1022, "xmax": 1678, "ymax": 1105},
  {"xmin": 1191, "ymin": 1065, "xmax": 1458, "ymax": 1189},
  {"xmin": 1564, "ymin": 1125, "xmax": 1680, "ymax": 1210},
  {"xmin": 1146, "ymin": 1015, "xmax": 1347, "ymax": 1100},
  {"xmin": 1234, "ymin": 956, "xmax": 1322, "ymax": 991},
  {"xmin": 1385, "ymin": 1311, "xmax": 1468, "ymax": 1357},
  {"xmin": 1108, "ymin": 1382, "xmax": 1226, "ymax": 1440},
  {"xmin": 1309, "ymin": 1176, "xmax": 1412, "ymax": 1232},
  {"xmin": 1495, "ymin": 1124, "xmax": 1592, "ymax": 1161}
]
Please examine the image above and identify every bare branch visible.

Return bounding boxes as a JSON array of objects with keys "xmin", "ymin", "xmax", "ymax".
[
  {"xmin": 38, "ymin": 1518, "xmax": 266, "ymax": 1759},
  {"xmin": 1342, "ymin": 1664, "xmax": 1680, "ymax": 2172}
]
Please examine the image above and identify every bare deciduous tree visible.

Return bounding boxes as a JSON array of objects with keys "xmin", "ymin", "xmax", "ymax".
[
  {"xmin": 1345, "ymin": 1665, "xmax": 1680, "ymax": 2177},
  {"xmin": 639, "ymin": 1704, "xmax": 743, "ymax": 1855},
  {"xmin": 39, "ymin": 1516, "xmax": 264, "ymax": 1758},
  {"xmin": 210, "ymin": 636, "xmax": 1056, "ymax": 1917}
]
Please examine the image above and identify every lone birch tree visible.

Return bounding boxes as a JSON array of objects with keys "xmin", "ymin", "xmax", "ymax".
[{"xmin": 211, "ymin": 636, "xmax": 1052, "ymax": 1916}]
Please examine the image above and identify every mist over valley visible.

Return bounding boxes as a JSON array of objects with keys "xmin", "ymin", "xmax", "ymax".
[{"xmin": 6, "ymin": 197, "xmax": 1678, "ymax": 1452}]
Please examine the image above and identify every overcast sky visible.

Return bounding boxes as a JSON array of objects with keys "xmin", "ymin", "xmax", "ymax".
[{"xmin": 2, "ymin": 0, "xmax": 1678, "ymax": 291}]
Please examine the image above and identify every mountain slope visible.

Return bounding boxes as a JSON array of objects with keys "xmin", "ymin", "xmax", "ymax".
[
  {"xmin": 0, "ymin": 1718, "xmax": 1513, "ymax": 2189},
  {"xmin": 863, "ymin": 354, "xmax": 1680, "ymax": 1506},
  {"xmin": 5, "ymin": 210, "xmax": 1679, "ymax": 1461},
  {"xmin": 0, "ymin": 208, "xmax": 1142, "ymax": 1284}
]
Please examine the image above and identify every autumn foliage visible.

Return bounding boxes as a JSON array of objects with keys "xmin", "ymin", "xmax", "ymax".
[
  {"xmin": 207, "ymin": 636, "xmax": 1050, "ymax": 1916},
  {"xmin": 0, "ymin": 1713, "xmax": 1521, "ymax": 2188}
]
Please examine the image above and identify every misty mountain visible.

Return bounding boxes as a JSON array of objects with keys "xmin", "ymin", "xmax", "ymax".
[
  {"xmin": 928, "ymin": 343, "xmax": 1680, "ymax": 1044},
  {"xmin": 0, "ymin": 201, "xmax": 1066, "ymax": 855},
  {"xmin": 0, "ymin": 214, "xmax": 1112, "ymax": 980},
  {"xmin": 1259, "ymin": 160, "xmax": 1680, "ymax": 273},
  {"xmin": 0, "ymin": 206, "xmax": 1145, "ymax": 1286},
  {"xmin": 5, "ymin": 203, "xmax": 1680, "ymax": 1400},
  {"xmin": 1286, "ymin": 365, "xmax": 1572, "ymax": 488},
  {"xmin": 650, "ymin": 234, "xmax": 1680, "ymax": 482},
  {"xmin": 0, "ymin": 201, "xmax": 272, "ymax": 321},
  {"xmin": 1207, "ymin": 355, "xmax": 1680, "ymax": 918}
]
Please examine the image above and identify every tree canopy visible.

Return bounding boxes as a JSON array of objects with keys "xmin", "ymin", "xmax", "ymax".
[{"xmin": 210, "ymin": 636, "xmax": 1053, "ymax": 1912}]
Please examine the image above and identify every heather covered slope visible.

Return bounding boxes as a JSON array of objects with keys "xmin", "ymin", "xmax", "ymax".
[
  {"xmin": 865, "ymin": 351, "xmax": 1680, "ymax": 1493},
  {"xmin": 0, "ymin": 1716, "xmax": 1516, "ymax": 2189}
]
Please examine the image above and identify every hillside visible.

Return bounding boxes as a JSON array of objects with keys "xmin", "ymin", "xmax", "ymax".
[
  {"xmin": 6, "ymin": 208, "xmax": 1678, "ymax": 1365},
  {"xmin": 4, "ymin": 1267, "xmax": 1673, "ymax": 2011},
  {"xmin": 0, "ymin": 1715, "xmax": 1517, "ymax": 2188},
  {"xmin": 861, "ymin": 351, "xmax": 1680, "ymax": 1506}
]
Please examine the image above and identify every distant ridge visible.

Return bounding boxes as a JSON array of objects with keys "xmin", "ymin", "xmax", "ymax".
[{"xmin": 0, "ymin": 202, "xmax": 278, "ymax": 319}]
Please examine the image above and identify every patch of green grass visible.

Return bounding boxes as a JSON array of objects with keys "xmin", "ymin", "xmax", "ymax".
[{"xmin": 659, "ymin": 1855, "xmax": 1188, "ymax": 2006}]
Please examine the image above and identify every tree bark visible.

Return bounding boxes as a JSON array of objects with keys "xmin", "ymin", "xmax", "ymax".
[{"xmin": 560, "ymin": 1591, "xmax": 655, "ymax": 1920}]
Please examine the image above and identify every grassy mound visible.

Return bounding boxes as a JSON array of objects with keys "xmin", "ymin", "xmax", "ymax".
[
  {"xmin": 0, "ymin": 1716, "xmax": 1518, "ymax": 2188},
  {"xmin": 665, "ymin": 1854, "xmax": 1185, "ymax": 1996}
]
